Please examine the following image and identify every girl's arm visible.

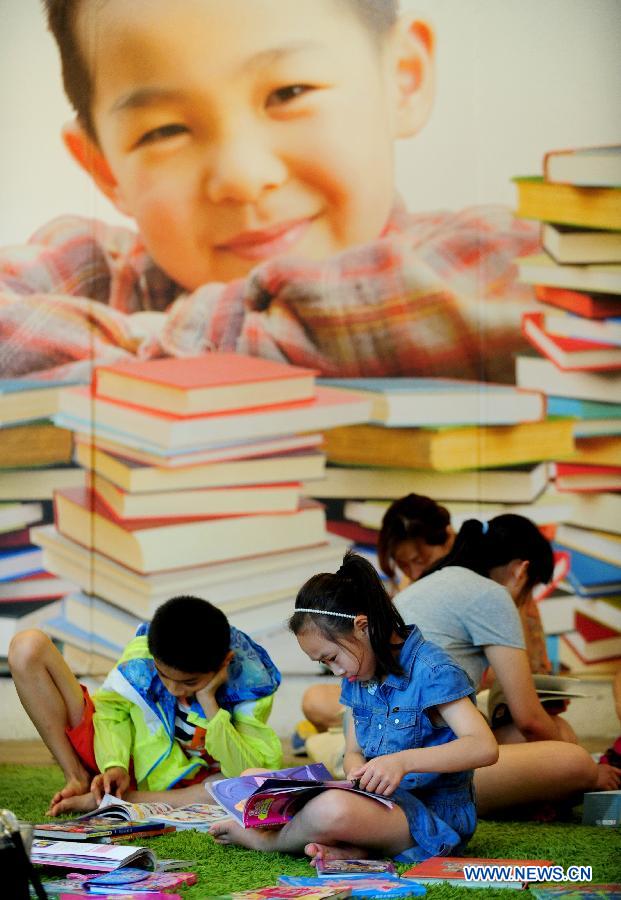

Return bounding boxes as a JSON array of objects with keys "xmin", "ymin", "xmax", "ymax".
[
  {"xmin": 485, "ymin": 645, "xmax": 572, "ymax": 742},
  {"xmin": 351, "ymin": 698, "xmax": 498, "ymax": 796},
  {"xmin": 342, "ymin": 708, "xmax": 366, "ymax": 779}
]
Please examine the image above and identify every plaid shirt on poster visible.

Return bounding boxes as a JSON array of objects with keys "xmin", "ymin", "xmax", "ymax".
[{"xmin": 0, "ymin": 203, "xmax": 539, "ymax": 381}]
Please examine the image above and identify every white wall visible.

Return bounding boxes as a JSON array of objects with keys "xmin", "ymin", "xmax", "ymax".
[{"xmin": 1, "ymin": 0, "xmax": 620, "ymax": 244}]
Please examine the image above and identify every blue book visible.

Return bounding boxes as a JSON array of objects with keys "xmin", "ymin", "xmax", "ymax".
[
  {"xmin": 318, "ymin": 377, "xmax": 545, "ymax": 427},
  {"xmin": 0, "ymin": 545, "xmax": 44, "ymax": 582},
  {"xmin": 547, "ymin": 397, "xmax": 621, "ymax": 419},
  {"xmin": 279, "ymin": 876, "xmax": 425, "ymax": 898},
  {"xmin": 43, "ymin": 614, "xmax": 124, "ymax": 656},
  {"xmin": 555, "ymin": 543, "xmax": 621, "ymax": 596}
]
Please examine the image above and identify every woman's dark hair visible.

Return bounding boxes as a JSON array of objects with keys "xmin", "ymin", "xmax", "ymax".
[
  {"xmin": 378, "ymin": 493, "xmax": 452, "ymax": 579},
  {"xmin": 148, "ymin": 595, "xmax": 230, "ymax": 673},
  {"xmin": 42, "ymin": 1, "xmax": 400, "ymax": 141},
  {"xmin": 425, "ymin": 513, "xmax": 554, "ymax": 591},
  {"xmin": 289, "ymin": 550, "xmax": 408, "ymax": 678}
]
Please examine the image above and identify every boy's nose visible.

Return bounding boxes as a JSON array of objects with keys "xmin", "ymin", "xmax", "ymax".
[{"xmin": 205, "ymin": 134, "xmax": 287, "ymax": 205}]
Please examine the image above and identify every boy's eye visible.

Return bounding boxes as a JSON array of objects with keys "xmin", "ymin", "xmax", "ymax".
[
  {"xmin": 266, "ymin": 84, "xmax": 314, "ymax": 108},
  {"xmin": 135, "ymin": 123, "xmax": 188, "ymax": 147}
]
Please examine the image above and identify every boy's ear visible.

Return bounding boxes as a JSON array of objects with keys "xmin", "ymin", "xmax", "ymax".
[
  {"xmin": 62, "ymin": 120, "xmax": 130, "ymax": 215},
  {"xmin": 391, "ymin": 17, "xmax": 435, "ymax": 139}
]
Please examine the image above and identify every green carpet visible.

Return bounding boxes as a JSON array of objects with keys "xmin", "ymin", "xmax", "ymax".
[{"xmin": 1, "ymin": 764, "xmax": 619, "ymax": 898}]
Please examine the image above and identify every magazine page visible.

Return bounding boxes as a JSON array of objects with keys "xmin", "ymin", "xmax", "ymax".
[
  {"xmin": 242, "ymin": 779, "xmax": 393, "ymax": 828},
  {"xmin": 80, "ymin": 793, "xmax": 176, "ymax": 822},
  {"xmin": 211, "ymin": 763, "xmax": 332, "ymax": 824}
]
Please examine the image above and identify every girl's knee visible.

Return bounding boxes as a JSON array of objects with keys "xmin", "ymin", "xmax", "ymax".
[
  {"xmin": 557, "ymin": 743, "xmax": 597, "ymax": 789},
  {"xmin": 305, "ymin": 791, "xmax": 353, "ymax": 840},
  {"xmin": 8, "ymin": 628, "xmax": 53, "ymax": 673}
]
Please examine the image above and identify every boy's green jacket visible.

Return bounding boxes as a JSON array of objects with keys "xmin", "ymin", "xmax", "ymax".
[{"xmin": 92, "ymin": 628, "xmax": 283, "ymax": 790}]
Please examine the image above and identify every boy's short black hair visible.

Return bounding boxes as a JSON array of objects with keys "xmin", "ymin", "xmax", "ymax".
[
  {"xmin": 147, "ymin": 595, "xmax": 231, "ymax": 674},
  {"xmin": 42, "ymin": 0, "xmax": 399, "ymax": 140}
]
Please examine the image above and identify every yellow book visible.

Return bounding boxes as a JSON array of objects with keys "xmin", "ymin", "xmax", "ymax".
[
  {"xmin": 557, "ymin": 435, "xmax": 621, "ymax": 468},
  {"xmin": 322, "ymin": 419, "xmax": 575, "ymax": 472},
  {"xmin": 514, "ymin": 176, "xmax": 621, "ymax": 230}
]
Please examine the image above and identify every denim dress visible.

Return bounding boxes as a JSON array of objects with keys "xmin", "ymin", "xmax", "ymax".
[{"xmin": 340, "ymin": 625, "xmax": 477, "ymax": 862}]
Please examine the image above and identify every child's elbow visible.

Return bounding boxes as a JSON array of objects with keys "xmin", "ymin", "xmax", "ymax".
[{"xmin": 477, "ymin": 735, "xmax": 499, "ymax": 768}]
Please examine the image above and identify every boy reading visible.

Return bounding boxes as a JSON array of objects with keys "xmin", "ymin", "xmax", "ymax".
[
  {"xmin": 0, "ymin": 0, "xmax": 537, "ymax": 381},
  {"xmin": 8, "ymin": 595, "xmax": 283, "ymax": 816}
]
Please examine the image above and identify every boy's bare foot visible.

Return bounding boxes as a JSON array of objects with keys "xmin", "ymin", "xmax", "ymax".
[
  {"xmin": 48, "ymin": 774, "xmax": 92, "ymax": 816},
  {"xmin": 48, "ymin": 790, "xmax": 98, "ymax": 817},
  {"xmin": 305, "ymin": 842, "xmax": 369, "ymax": 863},
  {"xmin": 595, "ymin": 763, "xmax": 621, "ymax": 791},
  {"xmin": 209, "ymin": 819, "xmax": 276, "ymax": 850}
]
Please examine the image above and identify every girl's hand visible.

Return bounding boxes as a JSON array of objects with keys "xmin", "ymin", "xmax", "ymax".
[
  {"xmin": 348, "ymin": 752, "xmax": 406, "ymax": 796},
  {"xmin": 91, "ymin": 766, "xmax": 130, "ymax": 804}
]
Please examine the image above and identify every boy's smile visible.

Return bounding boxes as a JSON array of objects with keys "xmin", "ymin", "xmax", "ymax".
[{"xmin": 68, "ymin": 0, "xmax": 431, "ymax": 290}]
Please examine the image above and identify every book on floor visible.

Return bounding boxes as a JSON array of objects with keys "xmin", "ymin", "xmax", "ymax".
[
  {"xmin": 304, "ymin": 462, "xmax": 550, "ymax": 505},
  {"xmin": 522, "ymin": 312, "xmax": 621, "ymax": 371},
  {"xmin": 322, "ymin": 419, "xmax": 575, "ymax": 472},
  {"xmin": 318, "ymin": 377, "xmax": 545, "ymax": 427},
  {"xmin": 211, "ymin": 762, "xmax": 392, "ymax": 828},
  {"xmin": 581, "ymin": 791, "xmax": 621, "ymax": 827},
  {"xmin": 543, "ymin": 144, "xmax": 621, "ymax": 187},
  {"xmin": 56, "ymin": 385, "xmax": 371, "ymax": 453},
  {"xmin": 517, "ymin": 254, "xmax": 621, "ymax": 296},
  {"xmin": 94, "ymin": 353, "xmax": 317, "ymax": 416},
  {"xmin": 513, "ymin": 177, "xmax": 621, "ymax": 230},
  {"xmin": 206, "ymin": 886, "xmax": 354, "ymax": 900},
  {"xmin": 402, "ymin": 856, "xmax": 555, "ymax": 889},
  {"xmin": 47, "ymin": 866, "xmax": 197, "ymax": 894},
  {"xmin": 75, "ymin": 439, "xmax": 325, "ymax": 493},
  {"xmin": 30, "ymin": 839, "xmax": 156, "ymax": 872},
  {"xmin": 314, "ymin": 860, "xmax": 397, "ymax": 878},
  {"xmin": 516, "ymin": 356, "xmax": 621, "ymax": 404},
  {"xmin": 32, "ymin": 820, "xmax": 174, "ymax": 842},
  {"xmin": 53, "ymin": 487, "xmax": 327, "ymax": 574},
  {"xmin": 535, "ymin": 285, "xmax": 621, "ymax": 320},
  {"xmin": 277, "ymin": 876, "xmax": 424, "ymax": 899},
  {"xmin": 48, "ymin": 793, "xmax": 232, "ymax": 832},
  {"xmin": 542, "ymin": 223, "xmax": 621, "ymax": 265}
]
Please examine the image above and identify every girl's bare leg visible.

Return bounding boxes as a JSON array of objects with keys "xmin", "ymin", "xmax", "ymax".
[
  {"xmin": 210, "ymin": 789, "xmax": 412, "ymax": 858},
  {"xmin": 8, "ymin": 629, "xmax": 91, "ymax": 814},
  {"xmin": 474, "ymin": 741, "xmax": 618, "ymax": 815}
]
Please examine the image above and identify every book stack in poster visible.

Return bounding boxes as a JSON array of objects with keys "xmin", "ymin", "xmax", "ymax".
[
  {"xmin": 513, "ymin": 144, "xmax": 621, "ymax": 674},
  {"xmin": 0, "ymin": 376, "xmax": 87, "ymax": 665},
  {"xmin": 30, "ymin": 354, "xmax": 370, "ymax": 674}
]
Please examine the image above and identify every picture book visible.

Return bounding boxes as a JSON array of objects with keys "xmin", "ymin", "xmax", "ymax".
[
  {"xmin": 30, "ymin": 839, "xmax": 156, "ymax": 872},
  {"xmin": 53, "ymin": 487, "xmax": 326, "ymax": 575},
  {"xmin": 522, "ymin": 312, "xmax": 621, "ymax": 372},
  {"xmin": 94, "ymin": 353, "xmax": 317, "ymax": 416},
  {"xmin": 517, "ymin": 254, "xmax": 621, "ymax": 296},
  {"xmin": 75, "ymin": 793, "xmax": 231, "ymax": 831},
  {"xmin": 278, "ymin": 876, "xmax": 424, "ymax": 899},
  {"xmin": 534, "ymin": 284, "xmax": 621, "ymax": 320},
  {"xmin": 319, "ymin": 377, "xmax": 545, "ymax": 427},
  {"xmin": 56, "ymin": 385, "xmax": 371, "ymax": 453},
  {"xmin": 211, "ymin": 762, "xmax": 393, "ymax": 829},
  {"xmin": 42, "ymin": 868, "xmax": 196, "ymax": 894},
  {"xmin": 322, "ymin": 419, "xmax": 575, "ymax": 472},
  {"xmin": 314, "ymin": 859, "xmax": 396, "ymax": 878},
  {"xmin": 531, "ymin": 886, "xmax": 621, "ymax": 900},
  {"xmin": 75, "ymin": 439, "xmax": 325, "ymax": 493},
  {"xmin": 58, "ymin": 894, "xmax": 181, "ymax": 900},
  {"xmin": 32, "ymin": 820, "xmax": 173, "ymax": 842},
  {"xmin": 542, "ymin": 223, "xmax": 621, "ymax": 265},
  {"xmin": 516, "ymin": 356, "xmax": 621, "ymax": 405},
  {"xmin": 202, "ymin": 886, "xmax": 353, "ymax": 900},
  {"xmin": 513, "ymin": 176, "xmax": 621, "ymax": 230},
  {"xmin": 401, "ymin": 856, "xmax": 555, "ymax": 890},
  {"xmin": 543, "ymin": 144, "xmax": 621, "ymax": 187}
]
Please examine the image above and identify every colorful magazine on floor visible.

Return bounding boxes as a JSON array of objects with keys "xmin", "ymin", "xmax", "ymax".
[
  {"xmin": 211, "ymin": 762, "xmax": 393, "ymax": 829},
  {"xmin": 31, "ymin": 839, "xmax": 156, "ymax": 872},
  {"xmin": 314, "ymin": 859, "xmax": 397, "ymax": 878},
  {"xmin": 278, "ymin": 876, "xmax": 424, "ymax": 899},
  {"xmin": 32, "ymin": 820, "xmax": 174, "ymax": 842},
  {"xmin": 401, "ymin": 856, "xmax": 556, "ymax": 889},
  {"xmin": 201, "ymin": 886, "xmax": 352, "ymax": 900},
  {"xmin": 34, "ymin": 868, "xmax": 196, "ymax": 894}
]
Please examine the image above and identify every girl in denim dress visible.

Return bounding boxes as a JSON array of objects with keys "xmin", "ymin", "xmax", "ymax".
[{"xmin": 210, "ymin": 551, "xmax": 498, "ymax": 863}]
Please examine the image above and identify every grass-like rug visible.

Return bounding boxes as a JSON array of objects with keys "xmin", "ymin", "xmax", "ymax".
[{"xmin": 1, "ymin": 764, "xmax": 619, "ymax": 898}]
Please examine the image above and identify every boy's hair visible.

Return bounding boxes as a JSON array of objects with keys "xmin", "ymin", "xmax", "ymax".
[
  {"xmin": 377, "ymin": 493, "xmax": 452, "ymax": 579},
  {"xmin": 289, "ymin": 550, "xmax": 408, "ymax": 678},
  {"xmin": 425, "ymin": 513, "xmax": 554, "ymax": 593},
  {"xmin": 42, "ymin": 0, "xmax": 399, "ymax": 140},
  {"xmin": 148, "ymin": 595, "xmax": 231, "ymax": 673}
]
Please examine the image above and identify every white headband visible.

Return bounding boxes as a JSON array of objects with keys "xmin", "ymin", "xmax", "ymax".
[{"xmin": 294, "ymin": 608, "xmax": 357, "ymax": 619}]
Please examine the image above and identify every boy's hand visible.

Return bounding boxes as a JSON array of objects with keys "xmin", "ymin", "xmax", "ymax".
[
  {"xmin": 196, "ymin": 651, "xmax": 234, "ymax": 719},
  {"xmin": 348, "ymin": 752, "xmax": 406, "ymax": 796},
  {"xmin": 91, "ymin": 767, "xmax": 131, "ymax": 804}
]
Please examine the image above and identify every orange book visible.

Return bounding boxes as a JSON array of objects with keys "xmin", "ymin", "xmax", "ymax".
[
  {"xmin": 522, "ymin": 312, "xmax": 621, "ymax": 371},
  {"xmin": 535, "ymin": 284, "xmax": 621, "ymax": 320},
  {"xmin": 95, "ymin": 352, "xmax": 317, "ymax": 415}
]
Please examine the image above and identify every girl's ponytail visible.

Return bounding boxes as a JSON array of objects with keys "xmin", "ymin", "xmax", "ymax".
[{"xmin": 289, "ymin": 550, "xmax": 408, "ymax": 677}]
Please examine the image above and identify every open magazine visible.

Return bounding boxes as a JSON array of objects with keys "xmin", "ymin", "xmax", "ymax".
[
  {"xmin": 30, "ymin": 839, "xmax": 157, "ymax": 872},
  {"xmin": 211, "ymin": 762, "xmax": 393, "ymax": 829}
]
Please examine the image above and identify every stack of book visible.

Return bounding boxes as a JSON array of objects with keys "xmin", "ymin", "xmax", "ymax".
[
  {"xmin": 0, "ymin": 377, "xmax": 87, "ymax": 665},
  {"xmin": 31, "ymin": 354, "xmax": 370, "ymax": 674},
  {"xmin": 513, "ymin": 144, "xmax": 621, "ymax": 674}
]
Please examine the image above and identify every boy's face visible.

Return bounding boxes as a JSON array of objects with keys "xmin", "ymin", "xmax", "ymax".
[
  {"xmin": 154, "ymin": 659, "xmax": 218, "ymax": 698},
  {"xmin": 69, "ymin": 0, "xmax": 432, "ymax": 290}
]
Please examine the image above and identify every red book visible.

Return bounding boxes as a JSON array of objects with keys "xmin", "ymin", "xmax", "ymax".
[
  {"xmin": 535, "ymin": 284, "xmax": 621, "ymax": 320},
  {"xmin": 327, "ymin": 519, "xmax": 379, "ymax": 546},
  {"xmin": 0, "ymin": 526, "xmax": 31, "ymax": 548},
  {"xmin": 555, "ymin": 462, "xmax": 621, "ymax": 493},
  {"xmin": 402, "ymin": 856, "xmax": 555, "ymax": 889},
  {"xmin": 574, "ymin": 610, "xmax": 620, "ymax": 642},
  {"xmin": 95, "ymin": 353, "xmax": 317, "ymax": 415},
  {"xmin": 53, "ymin": 487, "xmax": 327, "ymax": 574},
  {"xmin": 522, "ymin": 312, "xmax": 621, "ymax": 371}
]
